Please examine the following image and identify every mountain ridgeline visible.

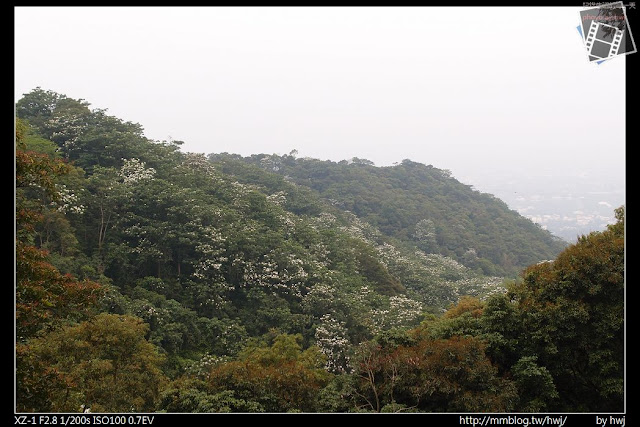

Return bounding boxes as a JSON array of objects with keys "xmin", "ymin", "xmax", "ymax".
[{"xmin": 16, "ymin": 89, "xmax": 623, "ymax": 413}]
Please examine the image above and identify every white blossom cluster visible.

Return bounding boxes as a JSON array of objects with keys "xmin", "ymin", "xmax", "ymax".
[
  {"xmin": 266, "ymin": 191, "xmax": 287, "ymax": 207},
  {"xmin": 192, "ymin": 226, "xmax": 228, "ymax": 281},
  {"xmin": 130, "ymin": 237, "xmax": 163, "ymax": 258},
  {"xmin": 258, "ymin": 154, "xmax": 281, "ymax": 172},
  {"xmin": 192, "ymin": 258, "xmax": 226, "ymax": 280},
  {"xmin": 353, "ymin": 285, "xmax": 373, "ymax": 305},
  {"xmin": 413, "ymin": 218, "xmax": 437, "ymax": 242},
  {"xmin": 46, "ymin": 113, "xmax": 87, "ymax": 151},
  {"xmin": 132, "ymin": 300, "xmax": 160, "ymax": 324},
  {"xmin": 379, "ymin": 241, "xmax": 507, "ymax": 307},
  {"xmin": 50, "ymin": 184, "xmax": 85, "ymax": 214},
  {"xmin": 184, "ymin": 352, "xmax": 228, "ymax": 379},
  {"xmin": 311, "ymin": 212, "xmax": 337, "ymax": 229},
  {"xmin": 230, "ymin": 181, "xmax": 261, "ymax": 196},
  {"xmin": 239, "ymin": 251, "xmax": 310, "ymax": 298},
  {"xmin": 308, "ymin": 242, "xmax": 331, "ymax": 271},
  {"xmin": 118, "ymin": 158, "xmax": 156, "ymax": 185},
  {"xmin": 314, "ymin": 314, "xmax": 351, "ymax": 373},
  {"xmin": 180, "ymin": 153, "xmax": 217, "ymax": 178},
  {"xmin": 301, "ymin": 282, "xmax": 337, "ymax": 315},
  {"xmin": 278, "ymin": 212, "xmax": 297, "ymax": 235},
  {"xmin": 444, "ymin": 276, "xmax": 507, "ymax": 301},
  {"xmin": 339, "ymin": 213, "xmax": 381, "ymax": 245},
  {"xmin": 122, "ymin": 224, "xmax": 165, "ymax": 260},
  {"xmin": 415, "ymin": 251, "xmax": 468, "ymax": 275},
  {"xmin": 371, "ymin": 295, "xmax": 423, "ymax": 334},
  {"xmin": 229, "ymin": 181, "xmax": 264, "ymax": 208},
  {"xmin": 375, "ymin": 242, "xmax": 412, "ymax": 271}
]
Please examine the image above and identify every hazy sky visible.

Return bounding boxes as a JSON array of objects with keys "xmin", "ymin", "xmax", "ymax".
[{"xmin": 15, "ymin": 6, "xmax": 625, "ymax": 196}]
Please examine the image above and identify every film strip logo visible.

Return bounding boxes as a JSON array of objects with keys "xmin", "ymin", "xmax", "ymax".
[{"xmin": 584, "ymin": 20, "xmax": 625, "ymax": 60}]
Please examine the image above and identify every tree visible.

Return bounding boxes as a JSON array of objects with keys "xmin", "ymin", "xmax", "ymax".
[
  {"xmin": 16, "ymin": 119, "xmax": 71, "ymax": 237},
  {"xmin": 207, "ymin": 333, "xmax": 330, "ymax": 412},
  {"xmin": 314, "ymin": 314, "xmax": 352, "ymax": 373},
  {"xmin": 511, "ymin": 355, "xmax": 558, "ymax": 412},
  {"xmin": 158, "ymin": 377, "xmax": 262, "ymax": 412},
  {"xmin": 352, "ymin": 332, "xmax": 516, "ymax": 412},
  {"xmin": 84, "ymin": 166, "xmax": 121, "ymax": 264},
  {"xmin": 17, "ymin": 314, "xmax": 167, "ymax": 413},
  {"xmin": 413, "ymin": 218, "xmax": 438, "ymax": 253},
  {"xmin": 19, "ymin": 88, "xmax": 620, "ymax": 414},
  {"xmin": 16, "ymin": 118, "xmax": 103, "ymax": 339},
  {"xmin": 481, "ymin": 208, "xmax": 624, "ymax": 412},
  {"xmin": 16, "ymin": 87, "xmax": 68, "ymax": 130},
  {"xmin": 16, "ymin": 243, "xmax": 104, "ymax": 340},
  {"xmin": 519, "ymin": 214, "xmax": 623, "ymax": 411}
]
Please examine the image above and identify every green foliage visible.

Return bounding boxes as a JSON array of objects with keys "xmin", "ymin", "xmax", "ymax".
[
  {"xmin": 17, "ymin": 314, "xmax": 167, "ymax": 412},
  {"xmin": 351, "ymin": 333, "xmax": 516, "ymax": 412},
  {"xmin": 16, "ymin": 87, "xmax": 68, "ymax": 130},
  {"xmin": 511, "ymin": 356, "xmax": 558, "ymax": 412},
  {"xmin": 205, "ymin": 333, "xmax": 331, "ymax": 412},
  {"xmin": 16, "ymin": 119, "xmax": 104, "ymax": 340},
  {"xmin": 353, "ymin": 239, "xmax": 404, "ymax": 296},
  {"xmin": 16, "ymin": 243, "xmax": 104, "ymax": 340},
  {"xmin": 315, "ymin": 374, "xmax": 359, "ymax": 412},
  {"xmin": 211, "ymin": 154, "xmax": 566, "ymax": 276},
  {"xmin": 510, "ymin": 219, "xmax": 624, "ymax": 411},
  {"xmin": 158, "ymin": 333, "xmax": 331, "ymax": 413},
  {"xmin": 158, "ymin": 377, "xmax": 262, "ymax": 412},
  {"xmin": 14, "ymin": 89, "xmax": 624, "ymax": 413},
  {"xmin": 16, "ymin": 119, "xmax": 71, "ymax": 236},
  {"xmin": 431, "ymin": 213, "xmax": 625, "ymax": 412}
]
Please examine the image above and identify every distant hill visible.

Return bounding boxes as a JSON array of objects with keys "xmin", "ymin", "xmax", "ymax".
[{"xmin": 209, "ymin": 153, "xmax": 567, "ymax": 277}]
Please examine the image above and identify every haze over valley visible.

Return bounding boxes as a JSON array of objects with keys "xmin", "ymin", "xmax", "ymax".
[{"xmin": 460, "ymin": 168, "xmax": 624, "ymax": 242}]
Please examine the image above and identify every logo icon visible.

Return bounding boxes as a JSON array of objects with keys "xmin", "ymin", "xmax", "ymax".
[{"xmin": 579, "ymin": 1, "xmax": 636, "ymax": 62}]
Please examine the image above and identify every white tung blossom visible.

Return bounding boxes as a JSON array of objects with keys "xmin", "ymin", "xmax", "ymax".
[
  {"xmin": 50, "ymin": 184, "xmax": 85, "ymax": 214},
  {"xmin": 301, "ymin": 282, "xmax": 337, "ymax": 315},
  {"xmin": 130, "ymin": 238, "xmax": 163, "ymax": 257},
  {"xmin": 278, "ymin": 212, "xmax": 297, "ymax": 234},
  {"xmin": 118, "ymin": 158, "xmax": 156, "ymax": 185},
  {"xmin": 339, "ymin": 212, "xmax": 382, "ymax": 244},
  {"xmin": 267, "ymin": 191, "xmax": 287, "ymax": 207},
  {"xmin": 240, "ymin": 251, "xmax": 309, "ymax": 298},
  {"xmin": 315, "ymin": 314, "xmax": 351, "ymax": 374},
  {"xmin": 371, "ymin": 295, "xmax": 423, "ymax": 334},
  {"xmin": 311, "ymin": 212, "xmax": 337, "ymax": 229},
  {"xmin": 46, "ymin": 113, "xmax": 87, "ymax": 151},
  {"xmin": 180, "ymin": 153, "xmax": 217, "ymax": 178},
  {"xmin": 192, "ymin": 226, "xmax": 228, "ymax": 281},
  {"xmin": 185, "ymin": 352, "xmax": 228, "ymax": 379}
]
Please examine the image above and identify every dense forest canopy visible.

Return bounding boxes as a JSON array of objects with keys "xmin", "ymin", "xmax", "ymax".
[
  {"xmin": 15, "ymin": 88, "xmax": 624, "ymax": 413},
  {"xmin": 209, "ymin": 153, "xmax": 567, "ymax": 277}
]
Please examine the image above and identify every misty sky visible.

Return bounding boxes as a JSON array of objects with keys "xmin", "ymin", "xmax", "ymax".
[{"xmin": 15, "ymin": 7, "xmax": 626, "ymax": 236}]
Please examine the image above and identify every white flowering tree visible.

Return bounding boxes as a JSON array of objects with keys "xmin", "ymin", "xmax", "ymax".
[
  {"xmin": 314, "ymin": 314, "xmax": 351, "ymax": 373},
  {"xmin": 413, "ymin": 218, "xmax": 438, "ymax": 253},
  {"xmin": 42, "ymin": 100, "xmax": 92, "ymax": 156},
  {"xmin": 118, "ymin": 158, "xmax": 156, "ymax": 185},
  {"xmin": 371, "ymin": 295, "xmax": 424, "ymax": 334}
]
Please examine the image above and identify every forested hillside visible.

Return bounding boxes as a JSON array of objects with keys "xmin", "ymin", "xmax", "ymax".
[
  {"xmin": 210, "ymin": 153, "xmax": 567, "ymax": 277},
  {"xmin": 15, "ymin": 88, "xmax": 624, "ymax": 413}
]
